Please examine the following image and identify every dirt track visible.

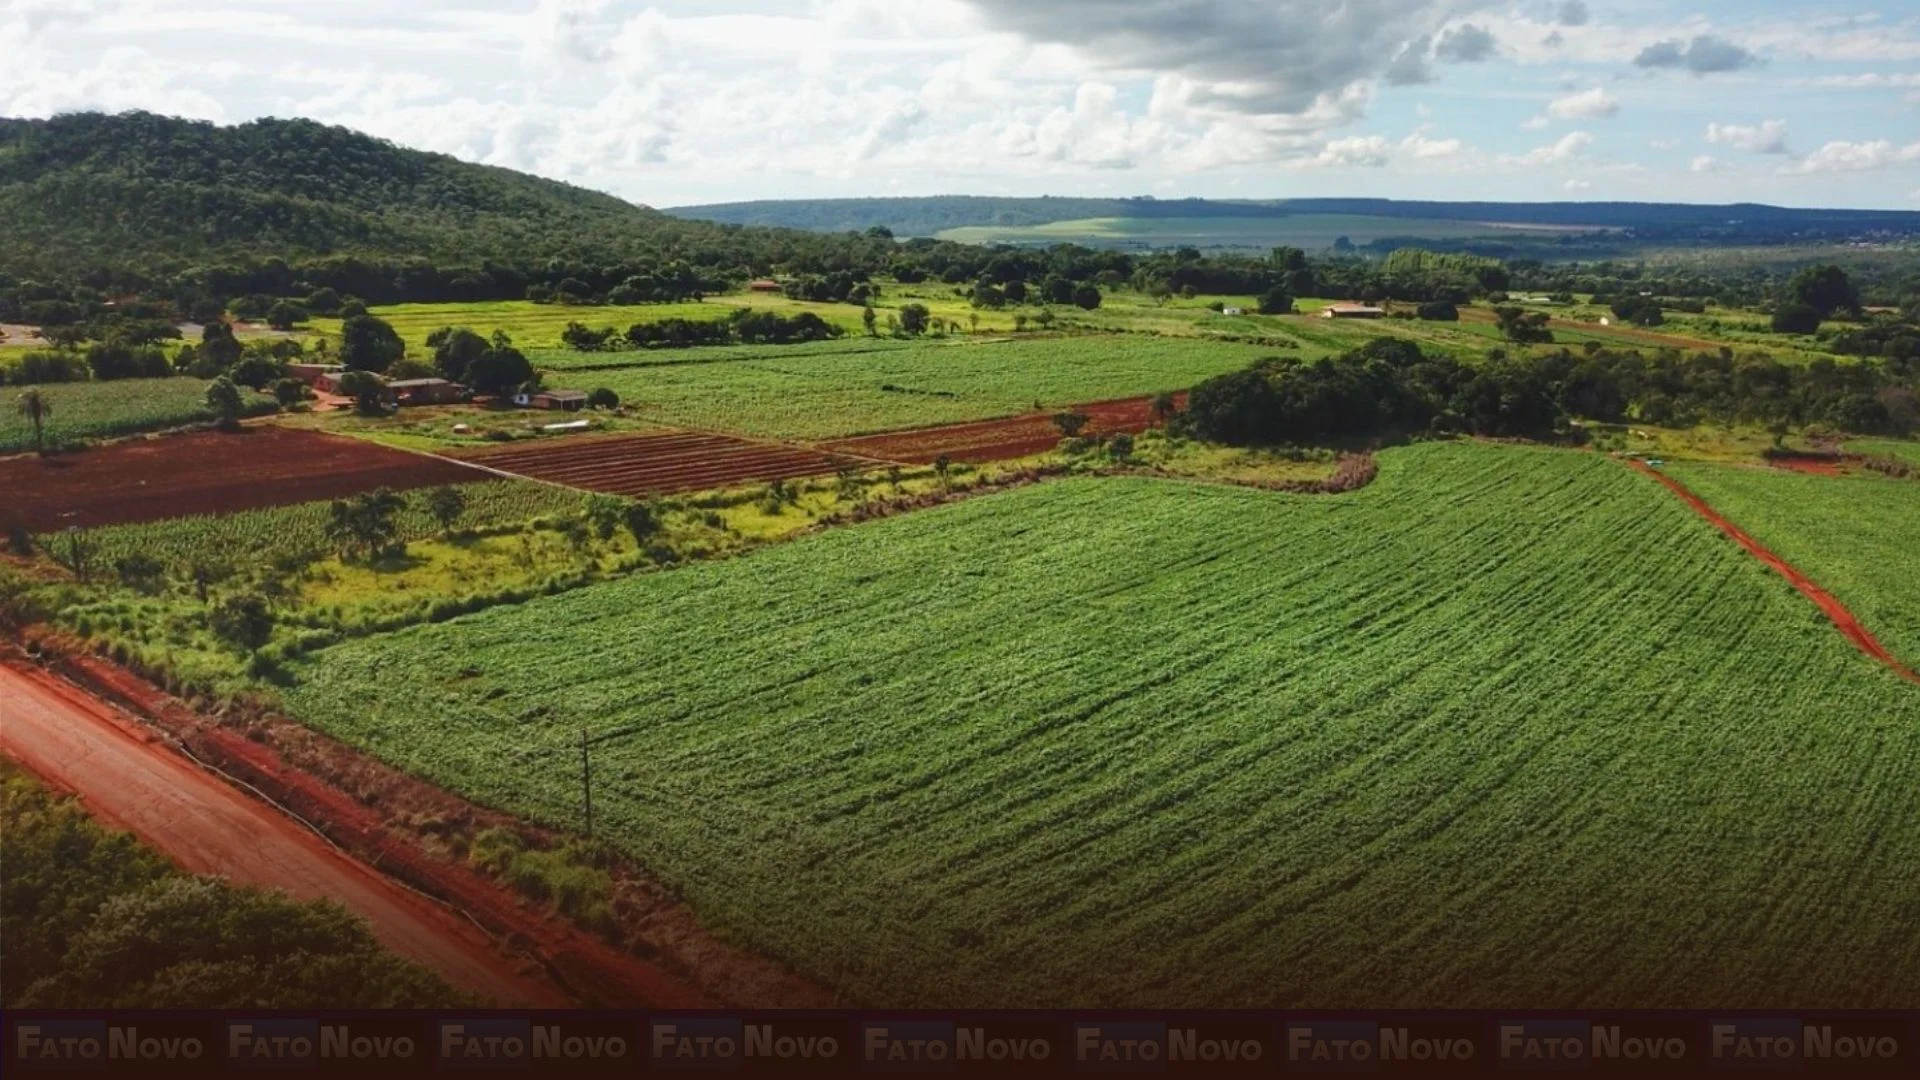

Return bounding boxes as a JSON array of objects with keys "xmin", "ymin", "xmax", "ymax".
[
  {"xmin": 0, "ymin": 662, "xmax": 567, "ymax": 1004},
  {"xmin": 1633, "ymin": 462, "xmax": 1920, "ymax": 685}
]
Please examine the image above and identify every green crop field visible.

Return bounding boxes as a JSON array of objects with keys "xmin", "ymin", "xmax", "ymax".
[
  {"xmin": 935, "ymin": 214, "xmax": 1602, "ymax": 250},
  {"xmin": 1850, "ymin": 439, "xmax": 1920, "ymax": 466},
  {"xmin": 62, "ymin": 479, "xmax": 584, "ymax": 568},
  {"xmin": 287, "ymin": 444, "xmax": 1920, "ymax": 1009},
  {"xmin": 529, "ymin": 336, "xmax": 918, "ymax": 372},
  {"xmin": 546, "ymin": 334, "xmax": 1277, "ymax": 440},
  {"xmin": 1, "ymin": 378, "xmax": 276, "ymax": 454},
  {"xmin": 321, "ymin": 297, "xmax": 872, "ymax": 352},
  {"xmin": 1662, "ymin": 462, "xmax": 1920, "ymax": 668}
]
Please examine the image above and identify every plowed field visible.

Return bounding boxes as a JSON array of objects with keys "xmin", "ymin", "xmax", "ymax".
[
  {"xmin": 460, "ymin": 431, "xmax": 846, "ymax": 498},
  {"xmin": 823, "ymin": 395, "xmax": 1179, "ymax": 464},
  {"xmin": 2, "ymin": 427, "xmax": 485, "ymax": 532}
]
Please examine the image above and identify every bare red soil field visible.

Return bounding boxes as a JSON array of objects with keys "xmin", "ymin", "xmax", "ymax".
[
  {"xmin": 823, "ymin": 394, "xmax": 1182, "ymax": 465},
  {"xmin": 1634, "ymin": 461, "xmax": 1920, "ymax": 685},
  {"xmin": 459, "ymin": 430, "xmax": 846, "ymax": 497},
  {"xmin": 3, "ymin": 426, "xmax": 485, "ymax": 532}
]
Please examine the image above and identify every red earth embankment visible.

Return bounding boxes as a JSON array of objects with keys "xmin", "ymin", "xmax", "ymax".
[{"xmin": 1632, "ymin": 461, "xmax": 1920, "ymax": 685}]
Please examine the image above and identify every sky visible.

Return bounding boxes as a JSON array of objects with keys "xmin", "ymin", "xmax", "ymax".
[{"xmin": 3, "ymin": 0, "xmax": 1917, "ymax": 211}]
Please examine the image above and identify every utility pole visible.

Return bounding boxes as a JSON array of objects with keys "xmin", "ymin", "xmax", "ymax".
[{"xmin": 580, "ymin": 728, "xmax": 594, "ymax": 841}]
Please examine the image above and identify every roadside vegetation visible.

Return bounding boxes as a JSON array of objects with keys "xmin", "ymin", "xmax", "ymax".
[{"xmin": 0, "ymin": 760, "xmax": 458, "ymax": 1007}]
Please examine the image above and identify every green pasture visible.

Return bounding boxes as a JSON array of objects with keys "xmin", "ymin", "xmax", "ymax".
[
  {"xmin": 289, "ymin": 443, "xmax": 1920, "ymax": 1008},
  {"xmin": 1, "ymin": 378, "xmax": 276, "ymax": 454}
]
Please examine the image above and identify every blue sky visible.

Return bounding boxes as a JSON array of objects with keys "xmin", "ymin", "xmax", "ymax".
[{"xmin": 3, "ymin": 0, "xmax": 1916, "ymax": 209}]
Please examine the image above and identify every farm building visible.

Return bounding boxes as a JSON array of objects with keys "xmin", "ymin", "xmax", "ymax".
[
  {"xmin": 1321, "ymin": 304, "xmax": 1386, "ymax": 320},
  {"xmin": 1221, "ymin": 307, "xmax": 1245, "ymax": 316},
  {"xmin": 515, "ymin": 389, "xmax": 589, "ymax": 412},
  {"xmin": 287, "ymin": 363, "xmax": 345, "ymax": 387},
  {"xmin": 388, "ymin": 378, "xmax": 466, "ymax": 407},
  {"xmin": 748, "ymin": 279, "xmax": 783, "ymax": 292},
  {"xmin": 314, "ymin": 370, "xmax": 355, "ymax": 394}
]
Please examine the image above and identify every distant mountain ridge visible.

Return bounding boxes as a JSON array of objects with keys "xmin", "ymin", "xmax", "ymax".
[{"xmin": 667, "ymin": 195, "xmax": 1920, "ymax": 243}]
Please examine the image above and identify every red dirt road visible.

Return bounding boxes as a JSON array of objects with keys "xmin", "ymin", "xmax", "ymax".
[
  {"xmin": 460, "ymin": 430, "xmax": 846, "ymax": 498},
  {"xmin": 3, "ymin": 426, "xmax": 486, "ymax": 532},
  {"xmin": 0, "ymin": 662, "xmax": 566, "ymax": 1004},
  {"xmin": 1633, "ymin": 462, "xmax": 1920, "ymax": 685},
  {"xmin": 824, "ymin": 395, "xmax": 1182, "ymax": 465}
]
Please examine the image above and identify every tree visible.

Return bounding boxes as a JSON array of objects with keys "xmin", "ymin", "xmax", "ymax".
[
  {"xmin": 1071, "ymin": 284, "xmax": 1103, "ymax": 311},
  {"xmin": 228, "ymin": 353, "xmax": 283, "ymax": 390},
  {"xmin": 423, "ymin": 487, "xmax": 467, "ymax": 534},
  {"xmin": 1610, "ymin": 297, "xmax": 1664, "ymax": 327},
  {"xmin": 339, "ymin": 315, "xmax": 405, "ymax": 374},
  {"xmin": 336, "ymin": 369, "xmax": 390, "ymax": 415},
  {"xmin": 1788, "ymin": 265, "xmax": 1861, "ymax": 319},
  {"xmin": 324, "ymin": 489, "xmax": 407, "ymax": 562},
  {"xmin": 114, "ymin": 553, "xmax": 167, "ymax": 595},
  {"xmin": 899, "ymin": 304, "xmax": 931, "ymax": 336},
  {"xmin": 464, "ymin": 343, "xmax": 535, "ymax": 396},
  {"xmin": 204, "ymin": 376, "xmax": 245, "ymax": 431},
  {"xmin": 209, "ymin": 593, "xmax": 274, "ymax": 653},
  {"xmin": 305, "ymin": 287, "xmax": 343, "ymax": 316},
  {"xmin": 933, "ymin": 453, "xmax": 953, "ymax": 492},
  {"xmin": 623, "ymin": 502, "xmax": 660, "ymax": 546},
  {"xmin": 586, "ymin": 387, "xmax": 620, "ymax": 410},
  {"xmin": 428, "ymin": 327, "xmax": 489, "ymax": 383},
  {"xmin": 1416, "ymin": 301, "xmax": 1460, "ymax": 321},
  {"xmin": 1053, "ymin": 412, "xmax": 1091, "ymax": 438},
  {"xmin": 199, "ymin": 321, "xmax": 242, "ymax": 372},
  {"xmin": 15, "ymin": 388, "xmax": 51, "ymax": 455},
  {"xmin": 862, "ymin": 306, "xmax": 878, "ymax": 337},
  {"xmin": 584, "ymin": 495, "xmax": 626, "ymax": 542},
  {"xmin": 1494, "ymin": 306, "xmax": 1553, "ymax": 345},
  {"xmin": 1256, "ymin": 287, "xmax": 1294, "ymax": 315},
  {"xmin": 1108, "ymin": 432, "xmax": 1135, "ymax": 461},
  {"xmin": 1148, "ymin": 391, "xmax": 1178, "ymax": 427},
  {"xmin": 265, "ymin": 300, "xmax": 307, "ymax": 331},
  {"xmin": 1771, "ymin": 302, "xmax": 1822, "ymax": 335},
  {"xmin": 272, "ymin": 378, "xmax": 307, "ymax": 408}
]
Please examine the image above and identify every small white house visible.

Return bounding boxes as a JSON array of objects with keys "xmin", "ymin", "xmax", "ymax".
[{"xmin": 1221, "ymin": 306, "xmax": 1246, "ymax": 316}]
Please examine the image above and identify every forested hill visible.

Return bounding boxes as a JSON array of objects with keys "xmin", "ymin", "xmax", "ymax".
[
  {"xmin": 0, "ymin": 112, "xmax": 783, "ymax": 275},
  {"xmin": 669, "ymin": 194, "xmax": 1920, "ymax": 243}
]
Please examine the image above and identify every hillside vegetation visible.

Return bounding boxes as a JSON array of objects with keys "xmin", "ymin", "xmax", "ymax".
[
  {"xmin": 288, "ymin": 444, "xmax": 1920, "ymax": 1008},
  {"xmin": 0, "ymin": 112, "xmax": 780, "ymax": 275}
]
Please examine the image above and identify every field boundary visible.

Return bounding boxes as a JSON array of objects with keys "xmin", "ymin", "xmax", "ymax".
[{"xmin": 1632, "ymin": 461, "xmax": 1920, "ymax": 685}]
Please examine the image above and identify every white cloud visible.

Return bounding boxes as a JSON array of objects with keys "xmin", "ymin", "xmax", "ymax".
[
  {"xmin": 1564, "ymin": 179, "xmax": 1592, "ymax": 191},
  {"xmin": 1791, "ymin": 140, "xmax": 1920, "ymax": 174},
  {"xmin": 1435, "ymin": 24, "xmax": 1499, "ymax": 64},
  {"xmin": 1309, "ymin": 135, "xmax": 1392, "ymax": 168},
  {"xmin": 1504, "ymin": 130, "xmax": 1594, "ymax": 167},
  {"xmin": 1401, "ymin": 132, "xmax": 1465, "ymax": 159},
  {"xmin": 1546, "ymin": 87, "xmax": 1618, "ymax": 120},
  {"xmin": 1707, "ymin": 120, "xmax": 1789, "ymax": 155},
  {"xmin": 1690, "ymin": 155, "xmax": 1724, "ymax": 172}
]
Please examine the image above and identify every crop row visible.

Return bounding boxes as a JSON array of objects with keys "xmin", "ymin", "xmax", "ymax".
[
  {"xmin": 1663, "ymin": 460, "xmax": 1920, "ymax": 669},
  {"xmin": 63, "ymin": 479, "xmax": 585, "ymax": 569},
  {"xmin": 547, "ymin": 334, "xmax": 1273, "ymax": 441},
  {"xmin": 287, "ymin": 443, "xmax": 1920, "ymax": 1009},
  {"xmin": 1, "ymin": 378, "xmax": 276, "ymax": 454}
]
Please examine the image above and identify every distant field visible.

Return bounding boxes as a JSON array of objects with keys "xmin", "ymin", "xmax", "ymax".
[
  {"xmin": 936, "ymin": 214, "xmax": 1603, "ymax": 250},
  {"xmin": 1663, "ymin": 462, "xmax": 1920, "ymax": 669},
  {"xmin": 288, "ymin": 444, "xmax": 1920, "ymax": 1008},
  {"xmin": 529, "ymin": 336, "xmax": 917, "ymax": 372},
  {"xmin": 326, "ymin": 297, "xmax": 869, "ymax": 352},
  {"xmin": 0, "ymin": 378, "xmax": 275, "ymax": 454},
  {"xmin": 1851, "ymin": 439, "xmax": 1920, "ymax": 466},
  {"xmin": 546, "ymin": 334, "xmax": 1277, "ymax": 440}
]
